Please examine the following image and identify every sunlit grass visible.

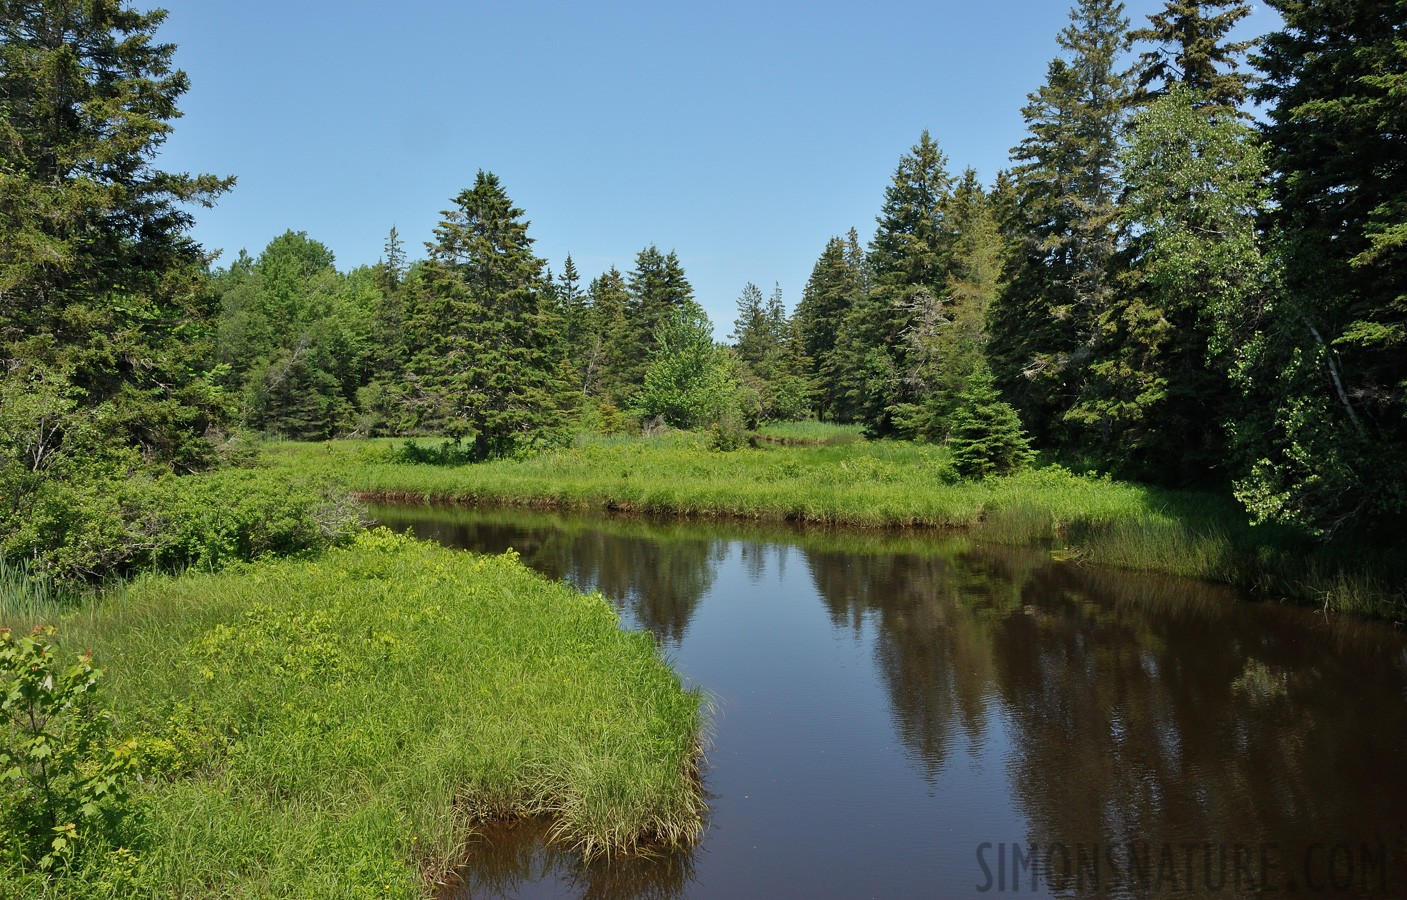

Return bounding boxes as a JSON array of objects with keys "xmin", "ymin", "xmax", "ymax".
[
  {"xmin": 753, "ymin": 421, "xmax": 865, "ymax": 444},
  {"xmin": 263, "ymin": 434, "xmax": 1405, "ymax": 619},
  {"xmin": 8, "ymin": 530, "xmax": 704, "ymax": 898}
]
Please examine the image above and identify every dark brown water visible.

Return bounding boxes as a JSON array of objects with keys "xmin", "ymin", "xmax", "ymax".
[{"xmin": 370, "ymin": 505, "xmax": 1407, "ymax": 900}]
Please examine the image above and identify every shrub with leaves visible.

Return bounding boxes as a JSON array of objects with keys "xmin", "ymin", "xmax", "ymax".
[{"xmin": 0, "ymin": 627, "xmax": 135, "ymax": 874}]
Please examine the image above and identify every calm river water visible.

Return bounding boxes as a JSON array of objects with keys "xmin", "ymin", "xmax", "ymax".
[{"xmin": 370, "ymin": 504, "xmax": 1407, "ymax": 900}]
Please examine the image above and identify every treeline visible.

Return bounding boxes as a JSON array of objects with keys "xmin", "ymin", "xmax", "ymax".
[
  {"xmin": 209, "ymin": 195, "xmax": 823, "ymax": 453},
  {"xmin": 791, "ymin": 0, "xmax": 1405, "ymax": 540},
  {"xmin": 209, "ymin": 0, "xmax": 1406, "ymax": 538},
  {"xmin": 2, "ymin": 0, "xmax": 1403, "ymax": 586}
]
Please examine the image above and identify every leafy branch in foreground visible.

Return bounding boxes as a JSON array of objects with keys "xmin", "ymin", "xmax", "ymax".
[{"xmin": 1, "ymin": 626, "xmax": 135, "ymax": 875}]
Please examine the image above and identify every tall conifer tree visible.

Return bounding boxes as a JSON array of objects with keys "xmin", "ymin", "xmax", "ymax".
[
  {"xmin": 584, "ymin": 267, "xmax": 631, "ymax": 400},
  {"xmin": 407, "ymin": 172, "xmax": 569, "ymax": 459},
  {"xmin": 988, "ymin": 0, "xmax": 1130, "ymax": 445},
  {"xmin": 1073, "ymin": 87, "xmax": 1269, "ymax": 481},
  {"xmin": 618, "ymin": 245, "xmax": 695, "ymax": 391},
  {"xmin": 797, "ymin": 236, "xmax": 868, "ymax": 420},
  {"xmin": 1233, "ymin": 0, "xmax": 1407, "ymax": 535},
  {"xmin": 831, "ymin": 131, "xmax": 956, "ymax": 433},
  {"xmin": 0, "ymin": 0, "xmax": 235, "ymax": 468},
  {"xmin": 1128, "ymin": 0, "xmax": 1256, "ymax": 109}
]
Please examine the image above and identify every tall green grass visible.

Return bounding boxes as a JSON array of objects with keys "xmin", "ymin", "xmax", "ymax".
[
  {"xmin": 4, "ymin": 530, "xmax": 704, "ymax": 898},
  {"xmin": 0, "ymin": 556, "xmax": 74, "ymax": 619},
  {"xmin": 753, "ymin": 421, "xmax": 865, "ymax": 444},
  {"xmin": 265, "ymin": 435, "xmax": 1405, "ymax": 619}
]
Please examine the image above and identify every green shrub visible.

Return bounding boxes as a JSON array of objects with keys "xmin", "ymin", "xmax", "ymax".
[
  {"xmin": 0, "ymin": 626, "xmax": 135, "ymax": 875},
  {"xmin": 1, "ymin": 468, "xmax": 365, "ymax": 584},
  {"xmin": 389, "ymin": 438, "xmax": 477, "ymax": 466}
]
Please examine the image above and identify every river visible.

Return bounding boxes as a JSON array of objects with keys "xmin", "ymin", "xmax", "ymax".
[{"xmin": 371, "ymin": 504, "xmax": 1407, "ymax": 900}]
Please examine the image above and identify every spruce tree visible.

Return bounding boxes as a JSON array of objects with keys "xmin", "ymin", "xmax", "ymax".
[
  {"xmin": 619, "ymin": 245, "xmax": 695, "ymax": 390},
  {"xmin": 895, "ymin": 169, "xmax": 1006, "ymax": 441},
  {"xmin": 831, "ymin": 131, "xmax": 956, "ymax": 434},
  {"xmin": 558, "ymin": 254, "xmax": 589, "ymax": 364},
  {"xmin": 584, "ymin": 267, "xmax": 631, "ymax": 401},
  {"xmin": 0, "ymin": 0, "xmax": 235, "ymax": 468},
  {"xmin": 947, "ymin": 372, "xmax": 1036, "ymax": 479},
  {"xmin": 407, "ymin": 172, "xmax": 570, "ymax": 459},
  {"xmin": 988, "ymin": 0, "xmax": 1130, "ymax": 446},
  {"xmin": 1233, "ymin": 0, "xmax": 1407, "ymax": 535},
  {"xmin": 372, "ymin": 227, "xmax": 408, "ymax": 375},
  {"xmin": 1072, "ymin": 87, "xmax": 1268, "ymax": 481},
  {"xmin": 796, "ymin": 236, "xmax": 864, "ymax": 419},
  {"xmin": 1128, "ymin": 0, "xmax": 1256, "ymax": 110}
]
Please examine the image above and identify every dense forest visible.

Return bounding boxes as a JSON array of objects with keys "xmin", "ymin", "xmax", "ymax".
[{"xmin": 1, "ymin": 0, "xmax": 1404, "ymax": 585}]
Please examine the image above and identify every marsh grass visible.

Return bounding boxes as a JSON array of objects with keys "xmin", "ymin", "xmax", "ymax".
[
  {"xmin": 753, "ymin": 421, "xmax": 865, "ymax": 445},
  {"xmin": 0, "ymin": 556, "xmax": 82, "ymax": 619},
  {"xmin": 5, "ymin": 530, "xmax": 704, "ymax": 898},
  {"xmin": 268, "ymin": 435, "xmax": 1405, "ymax": 619}
]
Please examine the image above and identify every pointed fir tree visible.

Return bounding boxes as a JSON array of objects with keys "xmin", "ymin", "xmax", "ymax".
[
  {"xmin": 896, "ymin": 169, "xmax": 1008, "ymax": 441},
  {"xmin": 362, "ymin": 225, "xmax": 411, "ymax": 429},
  {"xmin": 988, "ymin": 0, "xmax": 1130, "ymax": 447},
  {"xmin": 830, "ymin": 131, "xmax": 957, "ymax": 434},
  {"xmin": 619, "ymin": 245, "xmax": 696, "ymax": 390},
  {"xmin": 731, "ymin": 282, "xmax": 768, "ymax": 368},
  {"xmin": 796, "ymin": 235, "xmax": 865, "ymax": 420},
  {"xmin": 1128, "ymin": 0, "xmax": 1257, "ymax": 111},
  {"xmin": 0, "ymin": 0, "xmax": 235, "ymax": 469},
  {"xmin": 406, "ymin": 171, "xmax": 570, "ymax": 459},
  {"xmin": 946, "ymin": 371, "xmax": 1036, "ymax": 479},
  {"xmin": 557, "ymin": 254, "xmax": 592, "ymax": 381},
  {"xmin": 584, "ymin": 267, "xmax": 631, "ymax": 400}
]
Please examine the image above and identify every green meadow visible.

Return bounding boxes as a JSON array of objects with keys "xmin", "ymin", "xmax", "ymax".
[
  {"xmin": 268, "ymin": 433, "xmax": 1405, "ymax": 620},
  {"xmin": 2, "ymin": 530, "xmax": 704, "ymax": 899}
]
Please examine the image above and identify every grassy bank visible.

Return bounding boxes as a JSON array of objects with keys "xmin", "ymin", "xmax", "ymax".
[
  {"xmin": 2, "ymin": 530, "xmax": 704, "ymax": 898},
  {"xmin": 268, "ymin": 434, "xmax": 1404, "ymax": 619}
]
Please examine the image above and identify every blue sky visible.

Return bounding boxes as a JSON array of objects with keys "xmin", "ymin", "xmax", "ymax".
[{"xmin": 154, "ymin": 0, "xmax": 1278, "ymax": 336}]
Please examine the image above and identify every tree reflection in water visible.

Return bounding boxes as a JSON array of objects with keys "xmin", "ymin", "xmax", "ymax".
[
  {"xmin": 377, "ymin": 504, "xmax": 1407, "ymax": 899},
  {"xmin": 806, "ymin": 544, "xmax": 1407, "ymax": 894}
]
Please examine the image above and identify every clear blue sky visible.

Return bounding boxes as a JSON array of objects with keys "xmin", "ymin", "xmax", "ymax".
[{"xmin": 154, "ymin": 0, "xmax": 1277, "ymax": 336}]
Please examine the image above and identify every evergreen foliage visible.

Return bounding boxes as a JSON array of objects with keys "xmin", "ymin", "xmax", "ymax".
[
  {"xmin": 892, "ymin": 169, "xmax": 1006, "ymax": 441},
  {"xmin": 1073, "ymin": 87, "xmax": 1268, "ymax": 481},
  {"xmin": 0, "ymin": 0, "xmax": 235, "ymax": 470},
  {"xmin": 1235, "ymin": 0, "xmax": 1407, "ymax": 535},
  {"xmin": 729, "ymin": 282, "xmax": 811, "ymax": 422},
  {"xmin": 833, "ymin": 131, "xmax": 957, "ymax": 434},
  {"xmin": 988, "ymin": 0, "xmax": 1130, "ymax": 445},
  {"xmin": 405, "ymin": 172, "xmax": 572, "ymax": 460},
  {"xmin": 1128, "ymin": 0, "xmax": 1257, "ymax": 109},
  {"xmin": 946, "ymin": 374, "xmax": 1036, "ymax": 479},
  {"xmin": 796, "ymin": 233, "xmax": 865, "ymax": 420},
  {"xmin": 619, "ymin": 246, "xmax": 695, "ymax": 392},
  {"xmin": 583, "ymin": 267, "xmax": 631, "ymax": 401}
]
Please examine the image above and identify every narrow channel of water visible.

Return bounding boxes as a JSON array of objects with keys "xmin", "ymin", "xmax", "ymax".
[{"xmin": 370, "ymin": 505, "xmax": 1407, "ymax": 900}]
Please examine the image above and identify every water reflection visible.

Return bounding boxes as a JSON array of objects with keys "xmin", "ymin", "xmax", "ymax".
[
  {"xmin": 439, "ymin": 820, "xmax": 694, "ymax": 900},
  {"xmin": 370, "ymin": 507, "xmax": 725, "ymax": 645},
  {"xmin": 374, "ymin": 505, "xmax": 1407, "ymax": 899}
]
